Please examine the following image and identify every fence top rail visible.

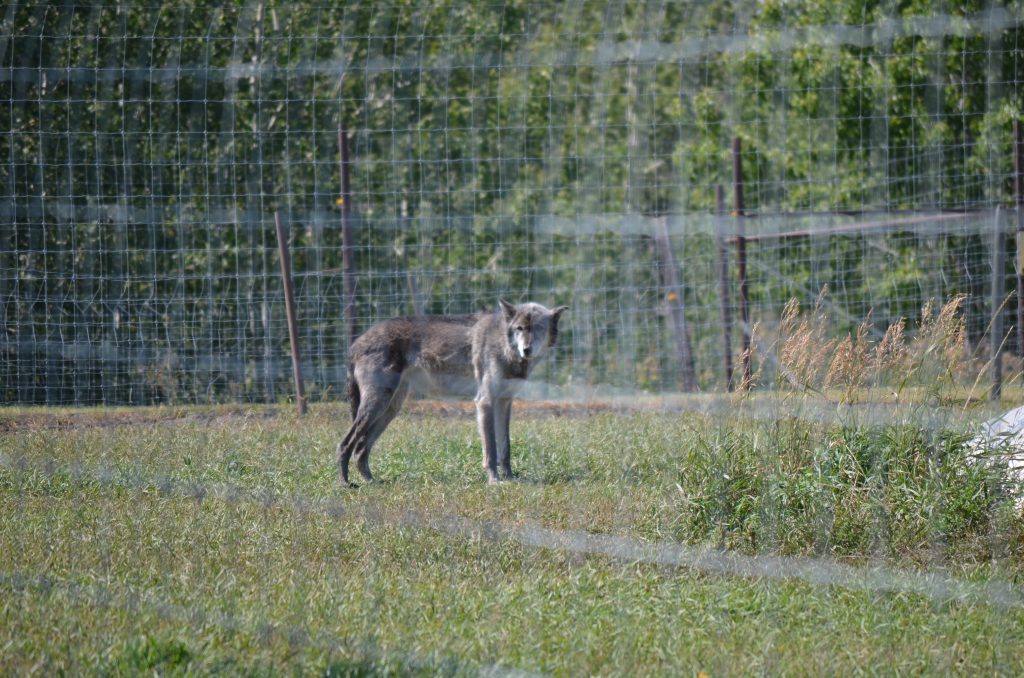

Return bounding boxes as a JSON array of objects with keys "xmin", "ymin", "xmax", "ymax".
[{"xmin": 723, "ymin": 210, "xmax": 1003, "ymax": 242}]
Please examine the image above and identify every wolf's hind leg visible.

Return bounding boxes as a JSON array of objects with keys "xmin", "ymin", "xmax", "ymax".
[
  {"xmin": 337, "ymin": 415, "xmax": 369, "ymax": 487},
  {"xmin": 354, "ymin": 379, "xmax": 409, "ymax": 482},
  {"xmin": 338, "ymin": 369, "xmax": 400, "ymax": 486}
]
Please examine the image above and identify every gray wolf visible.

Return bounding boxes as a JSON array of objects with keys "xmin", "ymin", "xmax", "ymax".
[{"xmin": 337, "ymin": 299, "xmax": 568, "ymax": 486}]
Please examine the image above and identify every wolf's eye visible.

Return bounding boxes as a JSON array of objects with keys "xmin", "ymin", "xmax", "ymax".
[{"xmin": 515, "ymin": 325, "xmax": 525, "ymax": 332}]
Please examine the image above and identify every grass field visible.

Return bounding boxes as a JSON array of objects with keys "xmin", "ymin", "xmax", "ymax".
[{"xmin": 3, "ymin": 400, "xmax": 1024, "ymax": 676}]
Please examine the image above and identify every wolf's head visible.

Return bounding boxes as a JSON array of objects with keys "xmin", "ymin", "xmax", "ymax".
[{"xmin": 499, "ymin": 299, "xmax": 569, "ymax": 360}]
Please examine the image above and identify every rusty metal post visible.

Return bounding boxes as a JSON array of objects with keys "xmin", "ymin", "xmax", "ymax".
[
  {"xmin": 1014, "ymin": 120, "xmax": 1023, "ymax": 378},
  {"xmin": 733, "ymin": 137, "xmax": 751, "ymax": 391},
  {"xmin": 716, "ymin": 184, "xmax": 734, "ymax": 391},
  {"xmin": 274, "ymin": 211, "xmax": 308, "ymax": 415},
  {"xmin": 992, "ymin": 206, "xmax": 1006, "ymax": 401},
  {"xmin": 654, "ymin": 218, "xmax": 698, "ymax": 392},
  {"xmin": 338, "ymin": 122, "xmax": 358, "ymax": 350}
]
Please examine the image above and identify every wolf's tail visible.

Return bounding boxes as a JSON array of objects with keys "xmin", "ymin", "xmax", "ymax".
[{"xmin": 346, "ymin": 360, "xmax": 360, "ymax": 420}]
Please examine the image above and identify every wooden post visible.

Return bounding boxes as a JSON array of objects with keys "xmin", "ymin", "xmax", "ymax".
[
  {"xmin": 716, "ymin": 184, "xmax": 734, "ymax": 391},
  {"xmin": 338, "ymin": 122, "xmax": 358, "ymax": 350},
  {"xmin": 992, "ymin": 206, "xmax": 1005, "ymax": 401},
  {"xmin": 654, "ymin": 218, "xmax": 698, "ymax": 392},
  {"xmin": 274, "ymin": 211, "xmax": 307, "ymax": 415},
  {"xmin": 733, "ymin": 137, "xmax": 751, "ymax": 391},
  {"xmin": 1014, "ymin": 120, "xmax": 1023, "ymax": 378}
]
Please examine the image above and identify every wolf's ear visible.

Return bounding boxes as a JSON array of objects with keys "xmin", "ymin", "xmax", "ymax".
[
  {"xmin": 551, "ymin": 305, "xmax": 569, "ymax": 324},
  {"xmin": 499, "ymin": 298, "xmax": 517, "ymax": 321}
]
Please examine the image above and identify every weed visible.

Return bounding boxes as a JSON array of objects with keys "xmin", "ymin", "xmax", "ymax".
[{"xmin": 751, "ymin": 291, "xmax": 979, "ymax": 407}]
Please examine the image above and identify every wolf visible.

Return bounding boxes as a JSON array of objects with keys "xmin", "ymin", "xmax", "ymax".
[{"xmin": 337, "ymin": 299, "xmax": 568, "ymax": 486}]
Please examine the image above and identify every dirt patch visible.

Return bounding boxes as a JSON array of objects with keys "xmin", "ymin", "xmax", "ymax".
[
  {"xmin": 403, "ymin": 398, "xmax": 625, "ymax": 418},
  {"xmin": 0, "ymin": 398, "xmax": 637, "ymax": 432},
  {"xmin": 0, "ymin": 405, "xmax": 278, "ymax": 433}
]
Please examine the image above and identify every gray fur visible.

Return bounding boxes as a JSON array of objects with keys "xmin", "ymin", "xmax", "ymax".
[{"xmin": 338, "ymin": 300, "xmax": 568, "ymax": 486}]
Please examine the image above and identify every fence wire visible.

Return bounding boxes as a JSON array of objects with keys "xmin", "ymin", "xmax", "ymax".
[
  {"xmin": 4, "ymin": 450, "xmax": 1022, "ymax": 610},
  {"xmin": 2, "ymin": 3, "xmax": 1023, "ymax": 405}
]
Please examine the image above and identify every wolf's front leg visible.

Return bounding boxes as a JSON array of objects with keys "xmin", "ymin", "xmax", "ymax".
[
  {"xmin": 495, "ymin": 397, "xmax": 515, "ymax": 480},
  {"xmin": 475, "ymin": 394, "xmax": 501, "ymax": 484}
]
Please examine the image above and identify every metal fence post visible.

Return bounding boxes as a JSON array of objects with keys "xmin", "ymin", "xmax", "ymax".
[
  {"xmin": 716, "ymin": 184, "xmax": 734, "ymax": 391},
  {"xmin": 733, "ymin": 137, "xmax": 751, "ymax": 391},
  {"xmin": 1014, "ymin": 120, "xmax": 1023, "ymax": 379},
  {"xmin": 992, "ymin": 206, "xmax": 1005, "ymax": 401},
  {"xmin": 338, "ymin": 122, "xmax": 358, "ymax": 351},
  {"xmin": 274, "ymin": 211, "xmax": 308, "ymax": 415}
]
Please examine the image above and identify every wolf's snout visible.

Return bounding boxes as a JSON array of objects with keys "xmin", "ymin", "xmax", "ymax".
[{"xmin": 522, "ymin": 346, "xmax": 532, "ymax": 357}]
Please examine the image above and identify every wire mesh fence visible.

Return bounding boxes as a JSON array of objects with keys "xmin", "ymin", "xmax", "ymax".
[
  {"xmin": 7, "ymin": 8, "xmax": 1024, "ymax": 674},
  {"xmin": 2, "ymin": 2, "xmax": 1024, "ymax": 406}
]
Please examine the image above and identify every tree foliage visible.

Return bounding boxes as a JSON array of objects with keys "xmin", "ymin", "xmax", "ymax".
[{"xmin": 1, "ymin": 1, "xmax": 1022, "ymax": 403}]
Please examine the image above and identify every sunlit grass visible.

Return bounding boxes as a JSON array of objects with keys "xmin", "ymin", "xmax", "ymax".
[{"xmin": 2, "ymin": 401, "xmax": 1024, "ymax": 675}]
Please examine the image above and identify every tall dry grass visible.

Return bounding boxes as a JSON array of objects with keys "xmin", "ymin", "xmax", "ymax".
[{"xmin": 749, "ymin": 290, "xmax": 974, "ymax": 404}]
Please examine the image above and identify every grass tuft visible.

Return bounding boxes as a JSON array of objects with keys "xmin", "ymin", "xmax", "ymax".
[{"xmin": 2, "ymin": 385, "xmax": 1024, "ymax": 673}]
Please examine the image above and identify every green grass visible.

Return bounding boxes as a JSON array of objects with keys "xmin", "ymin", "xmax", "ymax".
[{"xmin": 2, "ymin": 401, "xmax": 1024, "ymax": 675}]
